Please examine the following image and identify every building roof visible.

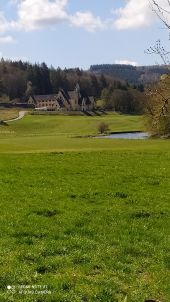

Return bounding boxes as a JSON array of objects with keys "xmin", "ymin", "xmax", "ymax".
[
  {"xmin": 78, "ymin": 90, "xmax": 92, "ymax": 105},
  {"xmin": 32, "ymin": 95, "xmax": 58, "ymax": 102},
  {"xmin": 59, "ymin": 89, "xmax": 93, "ymax": 106},
  {"xmin": 58, "ymin": 89, "xmax": 71, "ymax": 105},
  {"xmin": 67, "ymin": 91, "xmax": 75, "ymax": 99},
  {"xmin": 56, "ymin": 97, "xmax": 65, "ymax": 108},
  {"xmin": 30, "ymin": 87, "xmax": 95, "ymax": 108}
]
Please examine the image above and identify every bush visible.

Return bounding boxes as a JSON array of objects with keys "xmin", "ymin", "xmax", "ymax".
[
  {"xmin": 0, "ymin": 120, "xmax": 8, "ymax": 126},
  {"xmin": 97, "ymin": 122, "xmax": 109, "ymax": 134}
]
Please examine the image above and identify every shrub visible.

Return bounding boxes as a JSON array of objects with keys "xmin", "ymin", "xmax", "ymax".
[
  {"xmin": 97, "ymin": 122, "xmax": 109, "ymax": 134},
  {"xmin": 0, "ymin": 120, "xmax": 8, "ymax": 126}
]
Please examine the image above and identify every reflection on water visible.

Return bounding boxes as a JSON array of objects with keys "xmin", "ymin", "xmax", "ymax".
[{"xmin": 97, "ymin": 132, "xmax": 148, "ymax": 140}]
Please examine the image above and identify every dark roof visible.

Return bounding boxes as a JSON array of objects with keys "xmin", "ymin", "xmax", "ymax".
[
  {"xmin": 59, "ymin": 89, "xmax": 93, "ymax": 105},
  {"xmin": 56, "ymin": 96, "xmax": 65, "ymax": 108},
  {"xmin": 32, "ymin": 95, "xmax": 58, "ymax": 102},
  {"xmin": 78, "ymin": 90, "xmax": 92, "ymax": 105},
  {"xmin": 58, "ymin": 89, "xmax": 71, "ymax": 105},
  {"xmin": 31, "ymin": 90, "xmax": 94, "ymax": 107}
]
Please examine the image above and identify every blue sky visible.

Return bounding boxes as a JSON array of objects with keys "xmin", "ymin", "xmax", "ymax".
[{"xmin": 0, "ymin": 0, "xmax": 168, "ymax": 69}]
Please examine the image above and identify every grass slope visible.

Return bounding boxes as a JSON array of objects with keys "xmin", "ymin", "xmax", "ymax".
[
  {"xmin": 0, "ymin": 109, "xmax": 19, "ymax": 121},
  {"xmin": 0, "ymin": 151, "xmax": 170, "ymax": 302},
  {"xmin": 0, "ymin": 113, "xmax": 144, "ymax": 153}
]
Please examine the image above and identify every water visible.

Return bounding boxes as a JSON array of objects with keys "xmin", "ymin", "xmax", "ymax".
[{"xmin": 96, "ymin": 132, "xmax": 148, "ymax": 140}]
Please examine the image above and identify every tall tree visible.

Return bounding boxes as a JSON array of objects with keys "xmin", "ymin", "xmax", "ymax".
[
  {"xmin": 40, "ymin": 62, "xmax": 52, "ymax": 94},
  {"xmin": 146, "ymin": 74, "xmax": 170, "ymax": 136},
  {"xmin": 145, "ymin": 0, "xmax": 170, "ymax": 136}
]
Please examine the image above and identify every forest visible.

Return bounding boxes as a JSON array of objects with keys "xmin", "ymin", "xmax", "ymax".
[
  {"xmin": 90, "ymin": 64, "xmax": 169, "ymax": 84},
  {"xmin": 0, "ymin": 59, "xmax": 146, "ymax": 114}
]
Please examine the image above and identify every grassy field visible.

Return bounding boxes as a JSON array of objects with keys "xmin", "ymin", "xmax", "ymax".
[
  {"xmin": 0, "ymin": 109, "xmax": 19, "ymax": 121},
  {"xmin": 0, "ymin": 112, "xmax": 169, "ymax": 302},
  {"xmin": 0, "ymin": 112, "xmax": 158, "ymax": 153}
]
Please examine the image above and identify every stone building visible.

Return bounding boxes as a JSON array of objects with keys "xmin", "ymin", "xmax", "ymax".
[{"xmin": 28, "ymin": 84, "xmax": 95, "ymax": 111}]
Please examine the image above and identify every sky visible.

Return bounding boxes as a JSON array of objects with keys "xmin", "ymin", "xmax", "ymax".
[{"xmin": 0, "ymin": 0, "xmax": 169, "ymax": 69}]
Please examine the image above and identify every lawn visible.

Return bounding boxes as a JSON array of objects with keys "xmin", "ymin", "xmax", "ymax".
[
  {"xmin": 0, "ymin": 112, "xmax": 144, "ymax": 153},
  {"xmin": 0, "ymin": 112, "xmax": 169, "ymax": 302},
  {"xmin": 0, "ymin": 109, "xmax": 19, "ymax": 121},
  {"xmin": 0, "ymin": 152, "xmax": 169, "ymax": 302}
]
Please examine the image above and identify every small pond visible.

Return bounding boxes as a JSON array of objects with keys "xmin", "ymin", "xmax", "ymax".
[{"xmin": 96, "ymin": 132, "xmax": 149, "ymax": 140}]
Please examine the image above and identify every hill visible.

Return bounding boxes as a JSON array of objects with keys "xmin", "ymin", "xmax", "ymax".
[{"xmin": 90, "ymin": 64, "xmax": 169, "ymax": 84}]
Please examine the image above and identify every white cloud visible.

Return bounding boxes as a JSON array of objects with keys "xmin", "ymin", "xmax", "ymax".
[
  {"xmin": 0, "ymin": 0, "xmax": 168, "ymax": 39},
  {"xmin": 11, "ymin": 0, "xmax": 104, "ymax": 32},
  {"xmin": 15, "ymin": 0, "xmax": 68, "ymax": 31},
  {"xmin": 0, "ymin": 35, "xmax": 16, "ymax": 44},
  {"xmin": 115, "ymin": 59, "xmax": 138, "ymax": 66},
  {"xmin": 70, "ymin": 11, "xmax": 105, "ymax": 32},
  {"xmin": 113, "ymin": 0, "xmax": 154, "ymax": 30}
]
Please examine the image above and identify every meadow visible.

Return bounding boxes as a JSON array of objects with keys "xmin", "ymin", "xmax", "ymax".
[
  {"xmin": 0, "ymin": 109, "xmax": 19, "ymax": 121},
  {"xmin": 0, "ymin": 112, "xmax": 169, "ymax": 302},
  {"xmin": 0, "ymin": 112, "xmax": 144, "ymax": 153}
]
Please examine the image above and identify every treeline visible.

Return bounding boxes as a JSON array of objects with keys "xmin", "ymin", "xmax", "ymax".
[
  {"xmin": 90, "ymin": 64, "xmax": 169, "ymax": 85},
  {"xmin": 0, "ymin": 59, "xmax": 128, "ymax": 100},
  {"xmin": 91, "ymin": 64, "xmax": 138, "ymax": 84},
  {"xmin": 0, "ymin": 59, "xmax": 145, "ymax": 114},
  {"xmin": 100, "ymin": 85, "xmax": 145, "ymax": 114}
]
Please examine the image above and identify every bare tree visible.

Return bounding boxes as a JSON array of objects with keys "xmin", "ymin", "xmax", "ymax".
[
  {"xmin": 146, "ymin": 39, "xmax": 170, "ymax": 64},
  {"xmin": 145, "ymin": 1, "xmax": 170, "ymax": 136},
  {"xmin": 146, "ymin": 1, "xmax": 170, "ymax": 64},
  {"xmin": 150, "ymin": 0, "xmax": 170, "ymax": 30}
]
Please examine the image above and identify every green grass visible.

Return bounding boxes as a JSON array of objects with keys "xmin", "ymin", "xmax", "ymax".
[
  {"xmin": 0, "ymin": 152, "xmax": 169, "ymax": 302},
  {"xmin": 0, "ymin": 112, "xmax": 155, "ymax": 153},
  {"xmin": 0, "ymin": 113, "xmax": 170, "ymax": 154},
  {"xmin": 0, "ymin": 112, "xmax": 169, "ymax": 301}
]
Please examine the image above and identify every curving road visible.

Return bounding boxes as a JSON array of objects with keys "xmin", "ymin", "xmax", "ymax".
[{"xmin": 5, "ymin": 111, "xmax": 26, "ymax": 122}]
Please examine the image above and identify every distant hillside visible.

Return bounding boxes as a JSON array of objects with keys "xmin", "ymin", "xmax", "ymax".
[
  {"xmin": 90, "ymin": 64, "xmax": 169, "ymax": 84},
  {"xmin": 0, "ymin": 59, "xmax": 133, "ymax": 102}
]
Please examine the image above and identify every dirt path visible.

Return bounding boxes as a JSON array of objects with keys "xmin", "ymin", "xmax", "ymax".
[{"xmin": 5, "ymin": 111, "xmax": 26, "ymax": 122}]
